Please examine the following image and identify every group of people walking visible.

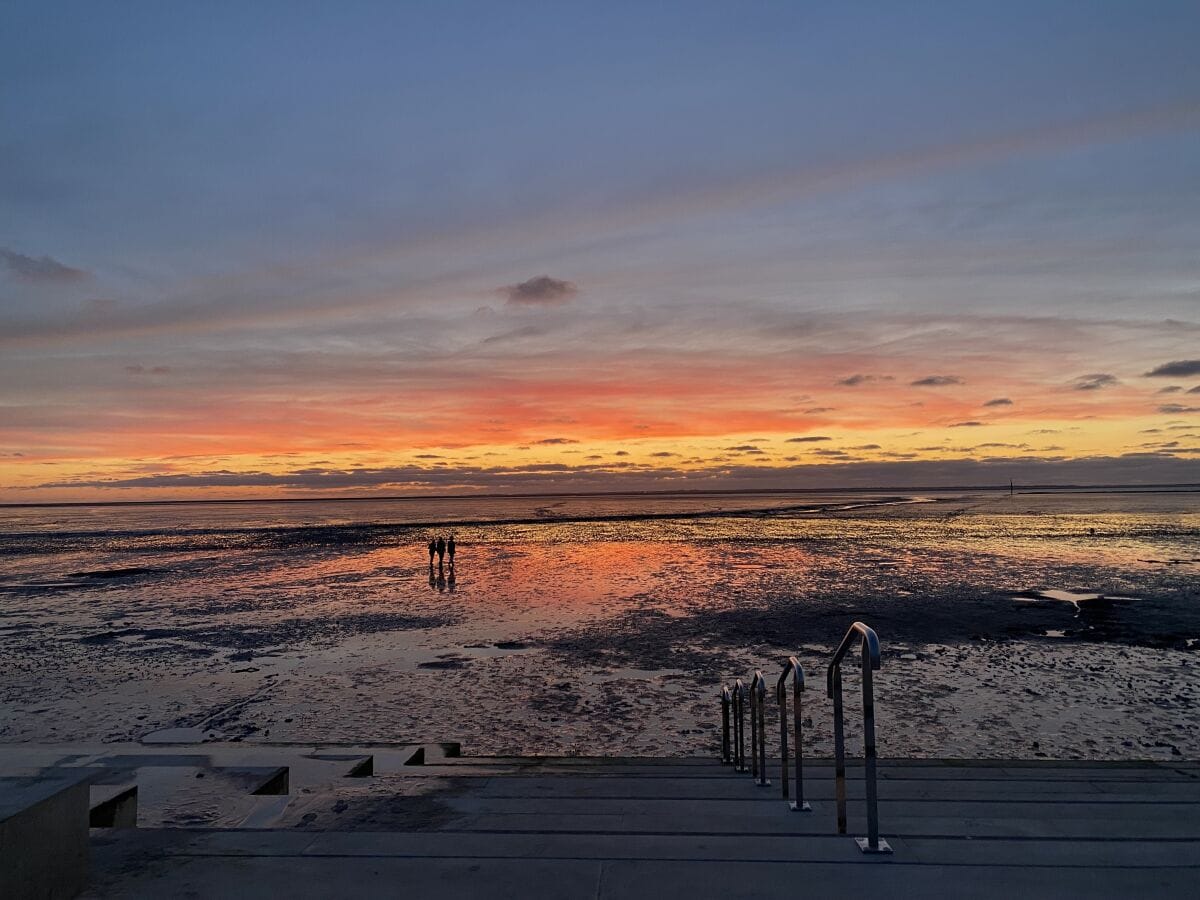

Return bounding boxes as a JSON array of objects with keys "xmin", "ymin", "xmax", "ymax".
[{"xmin": 427, "ymin": 534, "xmax": 456, "ymax": 569}]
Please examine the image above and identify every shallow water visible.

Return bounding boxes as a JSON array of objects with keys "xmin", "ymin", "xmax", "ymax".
[{"xmin": 1, "ymin": 488, "xmax": 1198, "ymax": 758}]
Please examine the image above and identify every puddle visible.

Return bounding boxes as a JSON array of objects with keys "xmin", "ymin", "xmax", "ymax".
[{"xmin": 1013, "ymin": 590, "xmax": 1140, "ymax": 612}]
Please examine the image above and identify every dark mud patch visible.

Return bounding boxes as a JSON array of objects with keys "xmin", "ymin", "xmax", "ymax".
[
  {"xmin": 77, "ymin": 611, "xmax": 458, "ymax": 653},
  {"xmin": 544, "ymin": 586, "xmax": 1200, "ymax": 674},
  {"xmin": 418, "ymin": 655, "xmax": 471, "ymax": 670},
  {"xmin": 66, "ymin": 567, "xmax": 157, "ymax": 579}
]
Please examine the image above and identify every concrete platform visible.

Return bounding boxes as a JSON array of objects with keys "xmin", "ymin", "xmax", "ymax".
[{"xmin": 57, "ymin": 752, "xmax": 1200, "ymax": 898}]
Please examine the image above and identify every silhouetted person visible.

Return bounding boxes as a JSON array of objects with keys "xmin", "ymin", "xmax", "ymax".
[
  {"xmin": 436, "ymin": 536, "xmax": 446, "ymax": 567},
  {"xmin": 447, "ymin": 535, "xmax": 456, "ymax": 566},
  {"xmin": 428, "ymin": 539, "xmax": 436, "ymax": 565}
]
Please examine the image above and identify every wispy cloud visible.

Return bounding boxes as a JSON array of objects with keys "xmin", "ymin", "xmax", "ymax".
[
  {"xmin": 1073, "ymin": 373, "xmax": 1119, "ymax": 391},
  {"xmin": 911, "ymin": 375, "xmax": 963, "ymax": 387},
  {"xmin": 0, "ymin": 247, "xmax": 89, "ymax": 284},
  {"xmin": 836, "ymin": 374, "xmax": 892, "ymax": 387},
  {"xmin": 982, "ymin": 397, "xmax": 1012, "ymax": 407},
  {"xmin": 785, "ymin": 436, "xmax": 831, "ymax": 443}
]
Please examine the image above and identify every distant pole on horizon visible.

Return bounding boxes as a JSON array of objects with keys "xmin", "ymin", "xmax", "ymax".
[{"xmin": 1010, "ymin": 479, "xmax": 1014, "ymax": 496}]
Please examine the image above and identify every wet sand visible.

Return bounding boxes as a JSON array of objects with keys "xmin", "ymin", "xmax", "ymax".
[{"xmin": 1, "ymin": 493, "xmax": 1197, "ymax": 759}]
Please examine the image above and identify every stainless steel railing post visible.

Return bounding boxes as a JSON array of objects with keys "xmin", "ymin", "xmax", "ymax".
[
  {"xmin": 749, "ymin": 677, "xmax": 759, "ymax": 780},
  {"xmin": 733, "ymin": 678, "xmax": 747, "ymax": 772},
  {"xmin": 827, "ymin": 621, "xmax": 891, "ymax": 854},
  {"xmin": 720, "ymin": 686, "xmax": 732, "ymax": 764},
  {"xmin": 776, "ymin": 657, "xmax": 810, "ymax": 811},
  {"xmin": 831, "ymin": 664, "xmax": 846, "ymax": 833},
  {"xmin": 751, "ymin": 671, "xmax": 769, "ymax": 787}
]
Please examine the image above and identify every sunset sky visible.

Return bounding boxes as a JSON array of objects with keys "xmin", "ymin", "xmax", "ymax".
[{"xmin": 2, "ymin": 1, "xmax": 1198, "ymax": 502}]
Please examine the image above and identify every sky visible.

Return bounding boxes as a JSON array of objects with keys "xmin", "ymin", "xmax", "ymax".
[{"xmin": 2, "ymin": 1, "xmax": 1199, "ymax": 502}]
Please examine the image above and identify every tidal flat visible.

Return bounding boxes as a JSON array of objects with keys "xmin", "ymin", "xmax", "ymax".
[{"xmin": 1, "ymin": 490, "xmax": 1197, "ymax": 759}]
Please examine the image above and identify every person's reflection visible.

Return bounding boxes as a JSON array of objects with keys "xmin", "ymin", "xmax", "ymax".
[
  {"xmin": 436, "ymin": 567, "xmax": 447, "ymax": 592},
  {"xmin": 447, "ymin": 567, "xmax": 456, "ymax": 593},
  {"xmin": 428, "ymin": 563, "xmax": 436, "ymax": 589}
]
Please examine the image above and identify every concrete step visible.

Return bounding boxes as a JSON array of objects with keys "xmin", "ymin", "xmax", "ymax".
[
  {"xmin": 170, "ymin": 828, "xmax": 1200, "ymax": 868},
  {"xmin": 85, "ymin": 828, "xmax": 1200, "ymax": 899},
  {"xmin": 465, "ymin": 775, "xmax": 1200, "ymax": 801}
]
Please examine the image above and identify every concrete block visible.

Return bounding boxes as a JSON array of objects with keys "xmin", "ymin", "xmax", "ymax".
[{"xmin": 1, "ymin": 774, "xmax": 91, "ymax": 899}]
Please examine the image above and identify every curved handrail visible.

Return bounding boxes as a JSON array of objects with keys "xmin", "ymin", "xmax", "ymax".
[
  {"xmin": 826, "ymin": 621, "xmax": 881, "ymax": 695},
  {"xmin": 776, "ymin": 657, "xmax": 810, "ymax": 811},
  {"xmin": 749, "ymin": 671, "xmax": 769, "ymax": 786},
  {"xmin": 826, "ymin": 621, "xmax": 890, "ymax": 853}
]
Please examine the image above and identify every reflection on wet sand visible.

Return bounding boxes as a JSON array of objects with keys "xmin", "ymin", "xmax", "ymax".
[{"xmin": 0, "ymin": 491, "xmax": 1196, "ymax": 758}]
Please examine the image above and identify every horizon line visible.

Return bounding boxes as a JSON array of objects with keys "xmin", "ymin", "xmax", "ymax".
[{"xmin": 2, "ymin": 481, "xmax": 1197, "ymax": 510}]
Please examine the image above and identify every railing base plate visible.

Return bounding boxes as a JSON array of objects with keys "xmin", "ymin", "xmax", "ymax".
[
  {"xmin": 789, "ymin": 800, "xmax": 812, "ymax": 812},
  {"xmin": 854, "ymin": 837, "xmax": 893, "ymax": 855},
  {"xmin": 755, "ymin": 779, "xmax": 771, "ymax": 787}
]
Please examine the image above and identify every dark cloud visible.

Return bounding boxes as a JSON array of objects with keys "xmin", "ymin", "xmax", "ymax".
[
  {"xmin": 911, "ymin": 375, "xmax": 963, "ymax": 387},
  {"xmin": 982, "ymin": 398, "xmax": 1012, "ymax": 407},
  {"xmin": 847, "ymin": 444, "xmax": 881, "ymax": 450},
  {"xmin": 785, "ymin": 436, "xmax": 831, "ymax": 443},
  {"xmin": 725, "ymin": 445, "xmax": 760, "ymax": 451},
  {"xmin": 1159, "ymin": 404, "xmax": 1200, "ymax": 414},
  {"xmin": 501, "ymin": 275, "xmax": 578, "ymax": 306},
  {"xmin": 33, "ymin": 452, "xmax": 1200, "ymax": 495},
  {"xmin": 1190, "ymin": 386, "xmax": 1200, "ymax": 394},
  {"xmin": 480, "ymin": 325, "xmax": 544, "ymax": 345},
  {"xmin": 949, "ymin": 421, "xmax": 985, "ymax": 427},
  {"xmin": 836, "ymin": 374, "xmax": 892, "ymax": 387},
  {"xmin": 804, "ymin": 406, "xmax": 835, "ymax": 413},
  {"xmin": 534, "ymin": 437, "xmax": 579, "ymax": 445},
  {"xmin": 0, "ymin": 247, "xmax": 89, "ymax": 283},
  {"xmin": 1145, "ymin": 360, "xmax": 1200, "ymax": 378},
  {"xmin": 650, "ymin": 451, "xmax": 678, "ymax": 457},
  {"xmin": 1073, "ymin": 373, "xmax": 1119, "ymax": 391},
  {"xmin": 1157, "ymin": 386, "xmax": 1182, "ymax": 394}
]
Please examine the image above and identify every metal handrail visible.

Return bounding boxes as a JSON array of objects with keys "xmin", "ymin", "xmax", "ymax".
[
  {"xmin": 720, "ymin": 686, "xmax": 732, "ymax": 764},
  {"xmin": 776, "ymin": 656, "xmax": 810, "ymax": 811},
  {"xmin": 749, "ymin": 671, "xmax": 769, "ymax": 786},
  {"xmin": 732, "ymin": 678, "xmax": 747, "ymax": 772},
  {"xmin": 827, "ymin": 621, "xmax": 891, "ymax": 854}
]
